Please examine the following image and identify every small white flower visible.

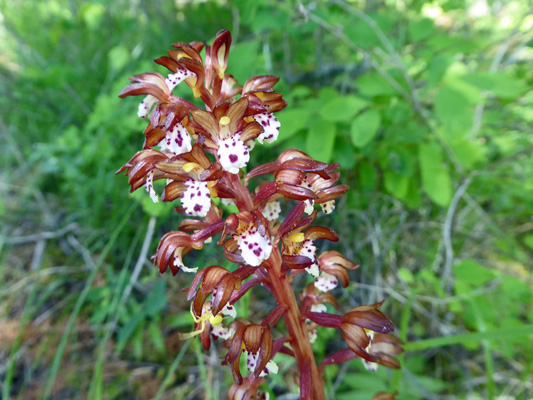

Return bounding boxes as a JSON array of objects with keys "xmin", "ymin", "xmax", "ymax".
[
  {"xmin": 221, "ymin": 303, "xmax": 237, "ymax": 319},
  {"xmin": 246, "ymin": 352, "xmax": 279, "ymax": 377},
  {"xmin": 315, "ymin": 272, "xmax": 338, "ymax": 292},
  {"xmin": 138, "ymin": 68, "xmax": 192, "ymax": 119},
  {"xmin": 138, "ymin": 95, "xmax": 158, "ymax": 119},
  {"xmin": 233, "ymin": 225, "xmax": 272, "ymax": 267},
  {"xmin": 174, "ymin": 252, "xmax": 198, "ymax": 273},
  {"xmin": 362, "ymin": 331, "xmax": 379, "ymax": 372},
  {"xmin": 165, "ymin": 68, "xmax": 193, "ymax": 92},
  {"xmin": 310, "ymin": 303, "xmax": 327, "ymax": 313},
  {"xmin": 321, "ymin": 200, "xmax": 336, "ymax": 214},
  {"xmin": 254, "ymin": 113, "xmax": 281, "ymax": 144},
  {"xmin": 181, "ymin": 180, "xmax": 211, "ymax": 217},
  {"xmin": 211, "ymin": 324, "xmax": 235, "ymax": 340},
  {"xmin": 301, "ymin": 181, "xmax": 315, "ymax": 215},
  {"xmin": 262, "ymin": 200, "xmax": 281, "ymax": 221},
  {"xmin": 159, "ymin": 122, "xmax": 192, "ymax": 155},
  {"xmin": 145, "ymin": 170, "xmax": 159, "ymax": 203},
  {"xmin": 218, "ymin": 136, "xmax": 250, "ymax": 174},
  {"xmin": 304, "ymin": 199, "xmax": 315, "ymax": 215},
  {"xmin": 220, "ymin": 198, "xmax": 235, "ymax": 206},
  {"xmin": 298, "ymin": 240, "xmax": 319, "ymax": 278},
  {"xmin": 309, "ymin": 329, "xmax": 318, "ymax": 343}
]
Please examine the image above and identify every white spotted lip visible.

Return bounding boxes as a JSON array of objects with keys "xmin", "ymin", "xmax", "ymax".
[
  {"xmin": 218, "ymin": 136, "xmax": 250, "ymax": 174},
  {"xmin": 181, "ymin": 180, "xmax": 211, "ymax": 217}
]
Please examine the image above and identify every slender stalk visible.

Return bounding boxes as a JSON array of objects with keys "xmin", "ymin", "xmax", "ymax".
[
  {"xmin": 267, "ymin": 247, "xmax": 325, "ymax": 400},
  {"xmin": 234, "ymin": 174, "xmax": 324, "ymax": 399}
]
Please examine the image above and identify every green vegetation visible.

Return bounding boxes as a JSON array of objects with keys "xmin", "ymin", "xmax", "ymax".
[{"xmin": 1, "ymin": 0, "xmax": 532, "ymax": 399}]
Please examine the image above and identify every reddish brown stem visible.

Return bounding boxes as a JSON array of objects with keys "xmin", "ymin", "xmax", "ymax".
[
  {"xmin": 232, "ymin": 172, "xmax": 325, "ymax": 399},
  {"xmin": 266, "ymin": 247, "xmax": 325, "ymax": 400}
]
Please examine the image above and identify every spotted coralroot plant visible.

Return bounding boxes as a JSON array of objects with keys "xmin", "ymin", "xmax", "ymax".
[{"xmin": 117, "ymin": 30, "xmax": 403, "ymax": 400}]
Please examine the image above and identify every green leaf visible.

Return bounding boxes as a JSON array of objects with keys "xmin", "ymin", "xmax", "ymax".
[
  {"xmin": 229, "ymin": 40, "xmax": 260, "ymax": 83},
  {"xmin": 305, "ymin": 117, "xmax": 336, "ymax": 162},
  {"xmin": 144, "ymin": 280, "xmax": 167, "ymax": 316},
  {"xmin": 117, "ymin": 312, "xmax": 145, "ymax": 352},
  {"xmin": 333, "ymin": 137, "xmax": 356, "ymax": 169},
  {"xmin": 449, "ymin": 139, "xmax": 486, "ymax": 169},
  {"xmin": 418, "ymin": 141, "xmax": 452, "ymax": 206},
  {"xmin": 384, "ymin": 170, "xmax": 409, "ymax": 199},
  {"xmin": 398, "ymin": 267, "xmax": 414, "ymax": 283},
  {"xmin": 454, "ymin": 259, "xmax": 498, "ymax": 286},
  {"xmin": 148, "ymin": 321, "xmax": 166, "ymax": 352},
  {"xmin": 460, "ymin": 72, "xmax": 527, "ymax": 99},
  {"xmin": 320, "ymin": 95, "xmax": 367, "ymax": 122},
  {"xmin": 426, "ymin": 54, "xmax": 454, "ymax": 86},
  {"xmin": 434, "ymin": 86, "xmax": 472, "ymax": 143},
  {"xmin": 276, "ymin": 108, "xmax": 312, "ymax": 142},
  {"xmin": 350, "ymin": 109, "xmax": 381, "ymax": 147},
  {"xmin": 408, "ymin": 18, "xmax": 435, "ymax": 42},
  {"xmin": 403, "ymin": 324, "xmax": 533, "ymax": 352},
  {"xmin": 356, "ymin": 73, "xmax": 397, "ymax": 97},
  {"xmin": 108, "ymin": 45, "xmax": 129, "ymax": 72},
  {"xmin": 358, "ymin": 160, "xmax": 377, "ymax": 192}
]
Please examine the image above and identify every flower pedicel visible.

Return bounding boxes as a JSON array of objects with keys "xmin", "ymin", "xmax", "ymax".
[{"xmin": 118, "ymin": 29, "xmax": 402, "ymax": 400}]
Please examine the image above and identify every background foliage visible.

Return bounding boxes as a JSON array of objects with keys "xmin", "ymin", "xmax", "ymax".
[{"xmin": 1, "ymin": 0, "xmax": 532, "ymax": 399}]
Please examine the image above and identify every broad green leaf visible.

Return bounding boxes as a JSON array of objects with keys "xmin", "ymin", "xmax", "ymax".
[
  {"xmin": 384, "ymin": 170, "xmax": 409, "ymax": 199},
  {"xmin": 320, "ymin": 95, "xmax": 367, "ymax": 122},
  {"xmin": 305, "ymin": 117, "xmax": 336, "ymax": 162},
  {"xmin": 418, "ymin": 141, "xmax": 452, "ymax": 206},
  {"xmin": 356, "ymin": 73, "xmax": 397, "ymax": 97},
  {"xmin": 398, "ymin": 267, "xmax": 414, "ymax": 283},
  {"xmin": 350, "ymin": 109, "xmax": 381, "ymax": 147},
  {"xmin": 358, "ymin": 161, "xmax": 377, "ymax": 192},
  {"xmin": 276, "ymin": 108, "xmax": 312, "ymax": 142},
  {"xmin": 403, "ymin": 177, "xmax": 422, "ymax": 208},
  {"xmin": 108, "ymin": 46, "xmax": 129, "ymax": 72},
  {"xmin": 460, "ymin": 72, "xmax": 527, "ymax": 99},
  {"xmin": 454, "ymin": 259, "xmax": 498, "ymax": 286},
  {"xmin": 251, "ymin": 6, "xmax": 291, "ymax": 33},
  {"xmin": 449, "ymin": 139, "xmax": 486, "ymax": 169},
  {"xmin": 426, "ymin": 54, "xmax": 454, "ymax": 86},
  {"xmin": 408, "ymin": 18, "xmax": 435, "ymax": 42},
  {"xmin": 435, "ymin": 86, "xmax": 472, "ymax": 142},
  {"xmin": 229, "ymin": 40, "xmax": 260, "ymax": 83},
  {"xmin": 334, "ymin": 137, "xmax": 356, "ymax": 169}
]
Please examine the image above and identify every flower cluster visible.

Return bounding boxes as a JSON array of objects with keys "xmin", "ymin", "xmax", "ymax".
[{"xmin": 118, "ymin": 30, "xmax": 402, "ymax": 399}]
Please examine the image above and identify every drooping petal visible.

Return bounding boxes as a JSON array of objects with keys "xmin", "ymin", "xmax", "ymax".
[
  {"xmin": 159, "ymin": 122, "xmax": 193, "ymax": 155},
  {"xmin": 181, "ymin": 180, "xmax": 211, "ymax": 217},
  {"xmin": 315, "ymin": 272, "xmax": 338, "ymax": 292},
  {"xmin": 145, "ymin": 170, "xmax": 159, "ymax": 203},
  {"xmin": 218, "ymin": 136, "xmax": 250, "ymax": 174},
  {"xmin": 138, "ymin": 95, "xmax": 158, "ymax": 119},
  {"xmin": 255, "ymin": 113, "xmax": 281, "ymax": 144}
]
